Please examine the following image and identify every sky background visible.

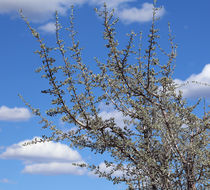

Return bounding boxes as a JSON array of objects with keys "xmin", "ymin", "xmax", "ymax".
[{"xmin": 0, "ymin": 0, "xmax": 210, "ymax": 189}]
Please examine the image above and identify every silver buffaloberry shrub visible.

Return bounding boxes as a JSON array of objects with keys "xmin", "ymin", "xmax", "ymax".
[{"xmin": 20, "ymin": 2, "xmax": 209, "ymax": 190}]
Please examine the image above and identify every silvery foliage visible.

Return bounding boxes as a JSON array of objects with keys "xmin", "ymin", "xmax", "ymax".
[{"xmin": 20, "ymin": 2, "xmax": 209, "ymax": 190}]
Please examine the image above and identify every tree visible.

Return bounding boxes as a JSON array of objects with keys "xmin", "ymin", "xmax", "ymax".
[{"xmin": 20, "ymin": 2, "xmax": 209, "ymax": 190}]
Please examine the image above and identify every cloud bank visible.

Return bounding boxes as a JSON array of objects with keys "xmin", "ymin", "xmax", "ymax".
[
  {"xmin": 0, "ymin": 106, "xmax": 31, "ymax": 121},
  {"xmin": 0, "ymin": 137, "xmax": 86, "ymax": 175},
  {"xmin": 174, "ymin": 64, "xmax": 210, "ymax": 98}
]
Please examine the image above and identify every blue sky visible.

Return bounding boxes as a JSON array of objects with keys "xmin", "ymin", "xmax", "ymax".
[{"xmin": 0, "ymin": 0, "xmax": 210, "ymax": 189}]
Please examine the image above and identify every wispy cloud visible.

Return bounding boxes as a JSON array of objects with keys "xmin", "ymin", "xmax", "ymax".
[
  {"xmin": 0, "ymin": 178, "xmax": 9, "ymax": 183},
  {"xmin": 0, "ymin": 178, "xmax": 14, "ymax": 184},
  {"xmin": 0, "ymin": 106, "xmax": 31, "ymax": 122},
  {"xmin": 174, "ymin": 64, "xmax": 210, "ymax": 98},
  {"xmin": 0, "ymin": 146, "xmax": 4, "ymax": 150},
  {"xmin": 0, "ymin": 137, "xmax": 86, "ymax": 175}
]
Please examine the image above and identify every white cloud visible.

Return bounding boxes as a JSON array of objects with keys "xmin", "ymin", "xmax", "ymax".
[
  {"xmin": 99, "ymin": 110, "xmax": 128, "ymax": 128},
  {"xmin": 0, "ymin": 0, "xmax": 165, "ymax": 25},
  {"xmin": 38, "ymin": 22, "xmax": 56, "ymax": 33},
  {"xmin": 174, "ymin": 64, "xmax": 210, "ymax": 98},
  {"xmin": 0, "ymin": 0, "xmax": 86, "ymax": 22},
  {"xmin": 22, "ymin": 162, "xmax": 86, "ymax": 175},
  {"xmin": 98, "ymin": 103, "xmax": 131, "ymax": 128},
  {"xmin": 0, "ymin": 137, "xmax": 86, "ymax": 175},
  {"xmin": 89, "ymin": 162, "xmax": 128, "ymax": 179},
  {"xmin": 98, "ymin": 162, "xmax": 124, "ymax": 177},
  {"xmin": 118, "ymin": 3, "xmax": 165, "ymax": 23},
  {"xmin": 0, "ymin": 106, "xmax": 31, "ymax": 121},
  {"xmin": 88, "ymin": 0, "xmax": 134, "ymax": 8},
  {"xmin": 0, "ymin": 137, "xmax": 81, "ymax": 162}
]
